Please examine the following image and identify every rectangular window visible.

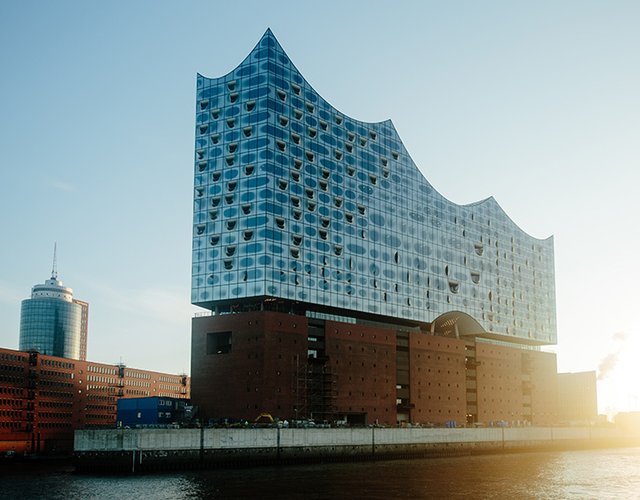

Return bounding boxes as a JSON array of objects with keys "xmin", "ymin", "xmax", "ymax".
[{"xmin": 207, "ymin": 332, "xmax": 232, "ymax": 354}]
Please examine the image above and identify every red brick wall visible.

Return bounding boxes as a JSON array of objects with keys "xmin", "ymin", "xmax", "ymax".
[
  {"xmin": 0, "ymin": 350, "xmax": 30, "ymax": 454},
  {"xmin": 325, "ymin": 321, "xmax": 397, "ymax": 425},
  {"xmin": 410, "ymin": 334, "xmax": 467, "ymax": 425},
  {"xmin": 528, "ymin": 350, "xmax": 559, "ymax": 425},
  {"xmin": 476, "ymin": 343, "xmax": 525, "ymax": 424},
  {"xmin": 191, "ymin": 311, "xmax": 308, "ymax": 422},
  {"xmin": 192, "ymin": 313, "xmax": 400, "ymax": 425},
  {"xmin": 474, "ymin": 344, "xmax": 559, "ymax": 425}
]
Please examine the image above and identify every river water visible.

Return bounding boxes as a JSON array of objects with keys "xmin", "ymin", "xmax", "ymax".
[{"xmin": 2, "ymin": 447, "xmax": 639, "ymax": 499}]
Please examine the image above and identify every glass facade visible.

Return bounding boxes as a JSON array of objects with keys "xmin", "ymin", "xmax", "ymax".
[
  {"xmin": 191, "ymin": 30, "xmax": 557, "ymax": 345},
  {"xmin": 19, "ymin": 299, "xmax": 82, "ymax": 359},
  {"xmin": 19, "ymin": 275, "xmax": 85, "ymax": 360}
]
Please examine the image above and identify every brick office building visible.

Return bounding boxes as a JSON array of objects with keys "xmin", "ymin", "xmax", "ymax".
[
  {"xmin": 192, "ymin": 311, "xmax": 558, "ymax": 426},
  {"xmin": 0, "ymin": 347, "xmax": 189, "ymax": 454}
]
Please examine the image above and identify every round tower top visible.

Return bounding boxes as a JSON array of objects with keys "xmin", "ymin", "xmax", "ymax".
[{"xmin": 31, "ymin": 277, "xmax": 74, "ymax": 302}]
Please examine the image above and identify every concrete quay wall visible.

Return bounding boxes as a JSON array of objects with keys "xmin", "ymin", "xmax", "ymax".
[{"xmin": 74, "ymin": 427, "xmax": 638, "ymax": 473}]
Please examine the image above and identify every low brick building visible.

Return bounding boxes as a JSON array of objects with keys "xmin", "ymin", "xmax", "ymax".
[
  {"xmin": 0, "ymin": 347, "xmax": 189, "ymax": 454},
  {"xmin": 192, "ymin": 310, "xmax": 561, "ymax": 427}
]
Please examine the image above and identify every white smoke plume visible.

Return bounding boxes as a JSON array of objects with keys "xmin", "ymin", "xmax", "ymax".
[{"xmin": 597, "ymin": 332, "xmax": 628, "ymax": 381}]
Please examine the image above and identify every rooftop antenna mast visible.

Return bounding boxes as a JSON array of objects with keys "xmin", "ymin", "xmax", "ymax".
[{"xmin": 51, "ymin": 242, "xmax": 58, "ymax": 280}]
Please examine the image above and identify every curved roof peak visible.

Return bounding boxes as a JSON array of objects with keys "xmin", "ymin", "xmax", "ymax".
[
  {"xmin": 197, "ymin": 29, "xmax": 552, "ymax": 243},
  {"xmin": 198, "ymin": 28, "xmax": 393, "ymax": 129}
]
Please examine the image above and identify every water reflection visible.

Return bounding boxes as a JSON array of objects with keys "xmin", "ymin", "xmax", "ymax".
[{"xmin": 3, "ymin": 448, "xmax": 639, "ymax": 499}]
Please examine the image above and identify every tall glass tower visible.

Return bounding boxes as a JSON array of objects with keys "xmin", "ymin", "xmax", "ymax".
[{"xmin": 19, "ymin": 250, "xmax": 87, "ymax": 360}]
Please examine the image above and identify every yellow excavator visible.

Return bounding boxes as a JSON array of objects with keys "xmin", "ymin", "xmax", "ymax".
[{"xmin": 254, "ymin": 412, "xmax": 274, "ymax": 424}]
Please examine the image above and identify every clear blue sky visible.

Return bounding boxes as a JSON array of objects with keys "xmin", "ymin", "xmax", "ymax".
[{"xmin": 1, "ymin": 1, "xmax": 638, "ymax": 416}]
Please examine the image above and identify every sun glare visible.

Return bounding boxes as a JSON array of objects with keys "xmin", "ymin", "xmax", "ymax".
[{"xmin": 600, "ymin": 325, "xmax": 640, "ymax": 418}]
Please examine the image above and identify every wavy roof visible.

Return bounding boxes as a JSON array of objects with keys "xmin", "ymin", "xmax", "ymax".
[{"xmin": 199, "ymin": 29, "xmax": 551, "ymax": 243}]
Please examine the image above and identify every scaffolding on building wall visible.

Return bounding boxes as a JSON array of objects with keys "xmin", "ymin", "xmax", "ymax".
[{"xmin": 292, "ymin": 318, "xmax": 336, "ymax": 422}]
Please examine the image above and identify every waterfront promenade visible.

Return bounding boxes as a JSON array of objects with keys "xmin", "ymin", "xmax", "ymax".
[{"xmin": 74, "ymin": 426, "xmax": 639, "ymax": 473}]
